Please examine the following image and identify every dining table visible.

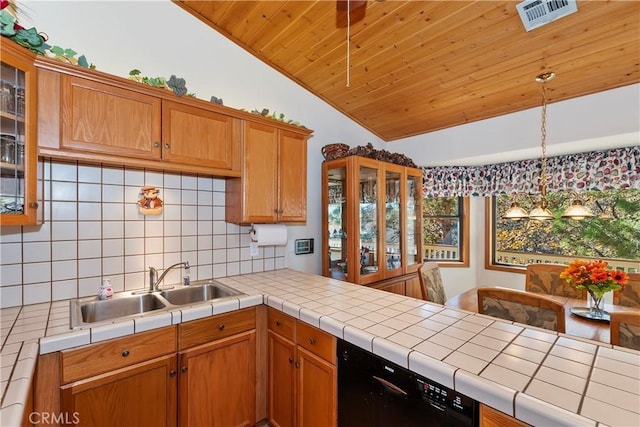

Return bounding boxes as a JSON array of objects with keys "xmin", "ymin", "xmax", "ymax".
[{"xmin": 445, "ymin": 286, "xmax": 640, "ymax": 344}]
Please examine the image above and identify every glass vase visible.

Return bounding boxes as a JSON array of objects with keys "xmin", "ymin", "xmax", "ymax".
[{"xmin": 587, "ymin": 290, "xmax": 606, "ymax": 319}]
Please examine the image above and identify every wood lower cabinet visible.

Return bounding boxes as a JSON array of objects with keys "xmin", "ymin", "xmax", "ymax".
[
  {"xmin": 55, "ymin": 327, "xmax": 178, "ymax": 427},
  {"xmin": 296, "ymin": 346, "xmax": 336, "ymax": 427},
  {"xmin": 178, "ymin": 331, "xmax": 256, "ymax": 427},
  {"xmin": 480, "ymin": 404, "xmax": 531, "ymax": 427},
  {"xmin": 34, "ymin": 310, "xmax": 258, "ymax": 427},
  {"xmin": 226, "ymin": 120, "xmax": 310, "ymax": 224},
  {"xmin": 178, "ymin": 308, "xmax": 257, "ymax": 427},
  {"xmin": 267, "ymin": 308, "xmax": 336, "ymax": 427},
  {"xmin": 369, "ymin": 272, "xmax": 422, "ymax": 299},
  {"xmin": 60, "ymin": 354, "xmax": 177, "ymax": 427}
]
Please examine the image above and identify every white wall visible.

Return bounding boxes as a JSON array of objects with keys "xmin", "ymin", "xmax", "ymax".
[{"xmin": 20, "ymin": 1, "xmax": 640, "ymax": 296}]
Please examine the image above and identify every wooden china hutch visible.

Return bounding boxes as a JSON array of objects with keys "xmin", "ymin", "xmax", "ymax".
[{"xmin": 321, "ymin": 155, "xmax": 423, "ymax": 298}]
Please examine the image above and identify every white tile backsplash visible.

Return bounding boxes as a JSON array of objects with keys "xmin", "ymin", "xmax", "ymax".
[{"xmin": 0, "ymin": 161, "xmax": 285, "ymax": 308}]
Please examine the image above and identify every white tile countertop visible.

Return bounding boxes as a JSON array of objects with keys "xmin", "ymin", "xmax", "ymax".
[{"xmin": 1, "ymin": 269, "xmax": 639, "ymax": 426}]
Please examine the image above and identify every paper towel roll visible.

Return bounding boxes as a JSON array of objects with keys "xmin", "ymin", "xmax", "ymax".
[{"xmin": 251, "ymin": 224, "xmax": 288, "ymax": 246}]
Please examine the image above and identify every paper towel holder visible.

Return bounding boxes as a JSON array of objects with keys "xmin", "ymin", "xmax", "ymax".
[{"xmin": 249, "ymin": 224, "xmax": 257, "ymax": 242}]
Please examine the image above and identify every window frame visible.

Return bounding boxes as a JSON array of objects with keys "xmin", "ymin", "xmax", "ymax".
[
  {"xmin": 422, "ymin": 196, "xmax": 470, "ymax": 268},
  {"xmin": 485, "ymin": 195, "xmax": 640, "ymax": 273}
]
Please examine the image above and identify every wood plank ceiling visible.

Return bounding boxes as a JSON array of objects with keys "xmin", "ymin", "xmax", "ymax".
[{"xmin": 175, "ymin": 1, "xmax": 640, "ymax": 141}]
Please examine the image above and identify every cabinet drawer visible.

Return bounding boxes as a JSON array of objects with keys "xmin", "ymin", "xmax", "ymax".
[
  {"xmin": 61, "ymin": 326, "xmax": 176, "ymax": 384},
  {"xmin": 267, "ymin": 307, "xmax": 296, "ymax": 341},
  {"xmin": 179, "ymin": 308, "xmax": 256, "ymax": 349},
  {"xmin": 297, "ymin": 321, "xmax": 336, "ymax": 364}
]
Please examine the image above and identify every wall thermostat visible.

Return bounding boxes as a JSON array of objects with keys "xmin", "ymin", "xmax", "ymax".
[{"xmin": 295, "ymin": 238, "xmax": 314, "ymax": 255}]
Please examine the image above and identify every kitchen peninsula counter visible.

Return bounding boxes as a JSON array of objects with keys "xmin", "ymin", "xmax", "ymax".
[{"xmin": 1, "ymin": 269, "xmax": 639, "ymax": 426}]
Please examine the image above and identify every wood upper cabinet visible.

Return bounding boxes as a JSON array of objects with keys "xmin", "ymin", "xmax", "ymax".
[
  {"xmin": 267, "ymin": 308, "xmax": 336, "ymax": 427},
  {"xmin": 1, "ymin": 40, "xmax": 41, "ymax": 226},
  {"xmin": 226, "ymin": 120, "xmax": 310, "ymax": 224},
  {"xmin": 161, "ymin": 100, "xmax": 235, "ymax": 169},
  {"xmin": 37, "ymin": 60, "xmax": 241, "ymax": 176},
  {"xmin": 60, "ymin": 74, "xmax": 162, "ymax": 159}
]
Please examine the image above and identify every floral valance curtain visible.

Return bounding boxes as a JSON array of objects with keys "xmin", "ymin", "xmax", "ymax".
[{"xmin": 422, "ymin": 145, "xmax": 640, "ymax": 198}]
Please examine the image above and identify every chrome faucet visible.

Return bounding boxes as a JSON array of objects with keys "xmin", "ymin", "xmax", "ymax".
[{"xmin": 149, "ymin": 261, "xmax": 190, "ymax": 291}]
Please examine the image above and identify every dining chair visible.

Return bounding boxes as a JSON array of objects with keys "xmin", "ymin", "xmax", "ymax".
[
  {"xmin": 477, "ymin": 287, "xmax": 566, "ymax": 333},
  {"xmin": 610, "ymin": 311, "xmax": 640, "ymax": 351},
  {"xmin": 525, "ymin": 263, "xmax": 585, "ymax": 299},
  {"xmin": 418, "ymin": 262, "xmax": 446, "ymax": 304},
  {"xmin": 613, "ymin": 272, "xmax": 640, "ymax": 308}
]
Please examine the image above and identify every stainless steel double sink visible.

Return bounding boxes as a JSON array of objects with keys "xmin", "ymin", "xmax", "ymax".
[{"xmin": 70, "ymin": 280, "xmax": 244, "ymax": 329}]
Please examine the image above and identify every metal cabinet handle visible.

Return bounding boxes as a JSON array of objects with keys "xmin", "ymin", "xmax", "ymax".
[
  {"xmin": 121, "ymin": 350, "xmax": 130, "ymax": 357},
  {"xmin": 218, "ymin": 324, "xmax": 225, "ymax": 331},
  {"xmin": 288, "ymin": 357, "xmax": 293, "ymax": 364},
  {"xmin": 164, "ymin": 143, "xmax": 170, "ymax": 149},
  {"xmin": 169, "ymin": 370, "xmax": 177, "ymax": 377},
  {"xmin": 295, "ymin": 361, "xmax": 300, "ymax": 368},
  {"xmin": 181, "ymin": 366, "xmax": 188, "ymax": 373},
  {"xmin": 153, "ymin": 142, "xmax": 160, "ymax": 148},
  {"xmin": 309, "ymin": 338, "xmax": 316, "ymax": 345},
  {"xmin": 29, "ymin": 202, "xmax": 38, "ymax": 209},
  {"xmin": 276, "ymin": 320, "xmax": 282, "ymax": 327}
]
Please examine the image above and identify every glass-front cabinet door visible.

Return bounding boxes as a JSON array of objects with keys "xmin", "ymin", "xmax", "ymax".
[
  {"xmin": 357, "ymin": 161, "xmax": 381, "ymax": 283},
  {"xmin": 405, "ymin": 169, "xmax": 423, "ymax": 273},
  {"xmin": 324, "ymin": 160, "xmax": 349, "ymax": 280},
  {"xmin": 384, "ymin": 165, "xmax": 402, "ymax": 278},
  {"xmin": 0, "ymin": 41, "xmax": 39, "ymax": 225}
]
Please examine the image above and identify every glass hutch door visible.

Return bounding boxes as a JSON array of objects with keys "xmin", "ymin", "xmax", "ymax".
[
  {"xmin": 405, "ymin": 169, "xmax": 422, "ymax": 272},
  {"xmin": 326, "ymin": 162, "xmax": 349, "ymax": 280},
  {"xmin": 357, "ymin": 161, "xmax": 381, "ymax": 283},
  {"xmin": 384, "ymin": 165, "xmax": 402, "ymax": 277}
]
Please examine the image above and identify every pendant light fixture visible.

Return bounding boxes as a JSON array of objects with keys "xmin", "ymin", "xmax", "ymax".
[{"xmin": 503, "ymin": 72, "xmax": 596, "ymax": 221}]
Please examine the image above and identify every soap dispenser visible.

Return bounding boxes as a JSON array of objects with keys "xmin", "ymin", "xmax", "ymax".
[{"xmin": 98, "ymin": 279, "xmax": 113, "ymax": 300}]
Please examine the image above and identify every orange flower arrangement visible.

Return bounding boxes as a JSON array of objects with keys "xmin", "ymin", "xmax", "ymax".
[{"xmin": 560, "ymin": 259, "xmax": 629, "ymax": 300}]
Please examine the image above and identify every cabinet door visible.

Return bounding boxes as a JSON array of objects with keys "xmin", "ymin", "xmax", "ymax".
[
  {"xmin": 243, "ymin": 121, "xmax": 278, "ymax": 222},
  {"xmin": 1, "ymin": 41, "xmax": 39, "ymax": 225},
  {"xmin": 179, "ymin": 330, "xmax": 256, "ymax": 427},
  {"xmin": 404, "ymin": 168, "xmax": 423, "ymax": 273},
  {"xmin": 323, "ymin": 159, "xmax": 349, "ymax": 280},
  {"xmin": 60, "ymin": 354, "xmax": 177, "ymax": 427},
  {"xmin": 161, "ymin": 100, "xmax": 235, "ymax": 169},
  {"xmin": 60, "ymin": 74, "xmax": 162, "ymax": 159},
  {"xmin": 278, "ymin": 130, "xmax": 307, "ymax": 222},
  {"xmin": 480, "ymin": 404, "xmax": 530, "ymax": 427},
  {"xmin": 268, "ymin": 331, "xmax": 296, "ymax": 427},
  {"xmin": 297, "ymin": 346, "xmax": 337, "ymax": 427}
]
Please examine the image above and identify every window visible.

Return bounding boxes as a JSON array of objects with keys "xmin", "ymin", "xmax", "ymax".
[
  {"xmin": 488, "ymin": 189, "xmax": 640, "ymax": 272},
  {"xmin": 422, "ymin": 196, "xmax": 469, "ymax": 266}
]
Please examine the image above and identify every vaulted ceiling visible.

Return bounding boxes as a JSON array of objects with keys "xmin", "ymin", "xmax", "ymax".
[{"xmin": 175, "ymin": 0, "xmax": 640, "ymax": 141}]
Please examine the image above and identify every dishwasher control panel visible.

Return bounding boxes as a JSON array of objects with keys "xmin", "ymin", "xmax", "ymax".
[{"xmin": 417, "ymin": 377, "xmax": 476, "ymax": 421}]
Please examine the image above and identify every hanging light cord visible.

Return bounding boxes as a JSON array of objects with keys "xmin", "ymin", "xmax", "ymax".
[
  {"xmin": 539, "ymin": 83, "xmax": 548, "ymax": 200},
  {"xmin": 346, "ymin": 0, "xmax": 351, "ymax": 87}
]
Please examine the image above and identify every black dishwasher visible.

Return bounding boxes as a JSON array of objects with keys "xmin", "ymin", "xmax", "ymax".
[{"xmin": 338, "ymin": 339, "xmax": 478, "ymax": 427}]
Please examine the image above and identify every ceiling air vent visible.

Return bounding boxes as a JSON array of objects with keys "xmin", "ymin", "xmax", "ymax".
[{"xmin": 516, "ymin": 0, "xmax": 578, "ymax": 32}]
